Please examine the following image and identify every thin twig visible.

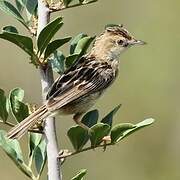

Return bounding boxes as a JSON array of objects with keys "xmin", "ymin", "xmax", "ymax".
[
  {"xmin": 49, "ymin": 0, "xmax": 98, "ymax": 13},
  {"xmin": 58, "ymin": 143, "xmax": 113, "ymax": 159}
]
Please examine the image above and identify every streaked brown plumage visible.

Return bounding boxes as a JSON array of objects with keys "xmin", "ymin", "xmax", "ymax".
[{"xmin": 7, "ymin": 25, "xmax": 146, "ymax": 139}]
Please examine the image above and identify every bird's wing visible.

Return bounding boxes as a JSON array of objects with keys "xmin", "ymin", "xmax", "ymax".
[{"xmin": 46, "ymin": 56, "xmax": 116, "ymax": 110}]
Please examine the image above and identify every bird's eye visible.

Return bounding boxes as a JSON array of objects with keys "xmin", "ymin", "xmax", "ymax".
[{"xmin": 117, "ymin": 40, "xmax": 124, "ymax": 45}]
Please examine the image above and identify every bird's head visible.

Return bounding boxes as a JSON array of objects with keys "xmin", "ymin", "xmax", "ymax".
[{"xmin": 89, "ymin": 24, "xmax": 146, "ymax": 61}]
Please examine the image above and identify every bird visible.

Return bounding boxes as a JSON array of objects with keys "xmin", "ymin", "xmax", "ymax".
[{"xmin": 7, "ymin": 24, "xmax": 146, "ymax": 139}]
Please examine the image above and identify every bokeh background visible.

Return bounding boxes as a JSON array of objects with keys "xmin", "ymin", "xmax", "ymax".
[{"xmin": 1, "ymin": 0, "xmax": 180, "ymax": 179}]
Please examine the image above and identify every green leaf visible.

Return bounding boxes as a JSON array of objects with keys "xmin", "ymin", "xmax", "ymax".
[
  {"xmin": 50, "ymin": 50, "xmax": 65, "ymax": 74},
  {"xmin": 37, "ymin": 17, "xmax": 63, "ymax": 56},
  {"xmin": 79, "ymin": 0, "xmax": 84, "ymax": 3},
  {"xmin": 25, "ymin": 0, "xmax": 37, "ymax": 21},
  {"xmin": 0, "ymin": 130, "xmax": 23, "ymax": 161},
  {"xmin": 63, "ymin": 0, "xmax": 74, "ymax": 7},
  {"xmin": 29, "ymin": 133, "xmax": 42, "ymax": 158},
  {"xmin": 70, "ymin": 33, "xmax": 87, "ymax": 54},
  {"xmin": 0, "ymin": 89, "xmax": 9, "ymax": 122},
  {"xmin": 28, "ymin": 133, "xmax": 46, "ymax": 177},
  {"xmin": 101, "ymin": 104, "xmax": 121, "ymax": 127},
  {"xmin": 2, "ymin": 25, "xmax": 18, "ymax": 33},
  {"xmin": 111, "ymin": 118, "xmax": 155, "ymax": 143},
  {"xmin": 9, "ymin": 88, "xmax": 29, "ymax": 123},
  {"xmin": 120, "ymin": 118, "xmax": 155, "ymax": 140},
  {"xmin": 15, "ymin": 0, "xmax": 26, "ymax": 13},
  {"xmin": 67, "ymin": 126, "xmax": 89, "ymax": 151},
  {"xmin": 90, "ymin": 123, "xmax": 110, "ymax": 147},
  {"xmin": 44, "ymin": 37, "xmax": 71, "ymax": 59},
  {"xmin": 71, "ymin": 169, "xmax": 87, "ymax": 180},
  {"xmin": 0, "ymin": 31, "xmax": 35, "ymax": 57},
  {"xmin": 15, "ymin": 0, "xmax": 23, "ymax": 13},
  {"xmin": 65, "ymin": 54, "xmax": 79, "ymax": 69},
  {"xmin": 0, "ymin": 0, "xmax": 27, "ymax": 28},
  {"xmin": 0, "ymin": 130, "xmax": 33, "ymax": 178},
  {"xmin": 81, "ymin": 109, "xmax": 99, "ymax": 128},
  {"xmin": 74, "ymin": 36, "xmax": 95, "ymax": 55},
  {"xmin": 0, "ymin": 31, "xmax": 38, "ymax": 65},
  {"xmin": 34, "ymin": 139, "xmax": 46, "ymax": 177},
  {"xmin": 110, "ymin": 123, "xmax": 135, "ymax": 144}
]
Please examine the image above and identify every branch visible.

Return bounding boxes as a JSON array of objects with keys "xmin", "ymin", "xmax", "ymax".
[
  {"xmin": 37, "ymin": 1, "xmax": 62, "ymax": 180},
  {"xmin": 49, "ymin": 0, "xmax": 98, "ymax": 13},
  {"xmin": 58, "ymin": 143, "xmax": 113, "ymax": 159}
]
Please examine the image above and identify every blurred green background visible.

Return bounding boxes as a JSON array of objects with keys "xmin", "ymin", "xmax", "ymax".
[{"xmin": 1, "ymin": 0, "xmax": 180, "ymax": 179}]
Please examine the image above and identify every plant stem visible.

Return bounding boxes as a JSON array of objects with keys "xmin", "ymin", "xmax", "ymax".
[
  {"xmin": 49, "ymin": 0, "xmax": 98, "ymax": 13},
  {"xmin": 37, "ymin": 1, "xmax": 61, "ymax": 180},
  {"xmin": 58, "ymin": 143, "xmax": 113, "ymax": 159}
]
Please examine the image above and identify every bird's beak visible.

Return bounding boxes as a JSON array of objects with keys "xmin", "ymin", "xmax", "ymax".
[{"xmin": 128, "ymin": 39, "xmax": 147, "ymax": 46}]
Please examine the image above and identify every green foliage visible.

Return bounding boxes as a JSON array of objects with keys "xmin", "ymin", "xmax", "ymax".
[
  {"xmin": 47, "ymin": 32, "xmax": 95, "ymax": 74},
  {"xmin": 101, "ymin": 104, "xmax": 121, "ymax": 127},
  {"xmin": 69, "ymin": 33, "xmax": 95, "ymax": 57},
  {"xmin": 64, "ymin": 33, "xmax": 95, "ymax": 70},
  {"xmin": 37, "ymin": 17, "xmax": 63, "ymax": 57},
  {"xmin": 0, "ymin": 88, "xmax": 47, "ymax": 179},
  {"xmin": 9, "ymin": 88, "xmax": 29, "ymax": 123},
  {"xmin": 0, "ymin": 89, "xmax": 9, "ymax": 122},
  {"xmin": 29, "ymin": 133, "xmax": 42, "ymax": 158},
  {"xmin": 63, "ymin": 0, "xmax": 74, "ymax": 7},
  {"xmin": 0, "ymin": 30, "xmax": 38, "ymax": 65},
  {"xmin": 71, "ymin": 169, "xmax": 87, "ymax": 180},
  {"xmin": 14, "ymin": 0, "xmax": 38, "ymax": 22},
  {"xmin": 34, "ymin": 139, "xmax": 46, "ymax": 177},
  {"xmin": 119, "ymin": 118, "xmax": 155, "ymax": 140},
  {"xmin": 67, "ymin": 106, "xmax": 154, "ymax": 152},
  {"xmin": 81, "ymin": 109, "xmax": 99, "ymax": 128},
  {"xmin": 2, "ymin": 25, "xmax": 18, "ymax": 33},
  {"xmin": 70, "ymin": 33, "xmax": 87, "ymax": 54},
  {"xmin": 50, "ymin": 51, "xmax": 66, "ymax": 74},
  {"xmin": 0, "ymin": 14, "xmax": 95, "ymax": 70},
  {"xmin": 0, "ymin": 17, "xmax": 71, "ymax": 67},
  {"xmin": 68, "ymin": 126, "xmax": 89, "ymax": 151},
  {"xmin": 73, "ymin": 36, "xmax": 95, "ymax": 56},
  {"xmin": 111, "ymin": 119, "xmax": 155, "ymax": 143},
  {"xmin": 0, "ymin": 0, "xmax": 28, "ymax": 28},
  {"xmin": 110, "ymin": 123, "xmax": 135, "ymax": 144},
  {"xmin": 78, "ymin": 0, "xmax": 84, "ymax": 4},
  {"xmin": 15, "ymin": 0, "xmax": 25, "ymax": 13},
  {"xmin": 65, "ymin": 54, "xmax": 79, "ymax": 69},
  {"xmin": 25, "ymin": 0, "xmax": 37, "ymax": 21},
  {"xmin": 90, "ymin": 123, "xmax": 110, "ymax": 147},
  {"xmin": 44, "ymin": 37, "xmax": 72, "ymax": 59},
  {"xmin": 0, "ymin": 30, "xmax": 33, "ymax": 55},
  {"xmin": 68, "ymin": 110, "xmax": 101, "ymax": 151},
  {"xmin": 0, "ymin": 0, "xmax": 38, "ymax": 29},
  {"xmin": 0, "ymin": 130, "xmax": 34, "ymax": 178}
]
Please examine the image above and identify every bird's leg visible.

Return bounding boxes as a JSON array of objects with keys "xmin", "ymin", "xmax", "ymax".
[
  {"xmin": 73, "ymin": 113, "xmax": 90, "ymax": 131},
  {"xmin": 102, "ymin": 136, "xmax": 111, "ymax": 151}
]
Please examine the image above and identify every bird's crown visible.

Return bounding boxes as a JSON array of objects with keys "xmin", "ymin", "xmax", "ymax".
[{"xmin": 104, "ymin": 24, "xmax": 133, "ymax": 40}]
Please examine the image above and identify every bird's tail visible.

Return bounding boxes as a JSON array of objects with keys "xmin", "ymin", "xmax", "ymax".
[{"xmin": 7, "ymin": 105, "xmax": 50, "ymax": 139}]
